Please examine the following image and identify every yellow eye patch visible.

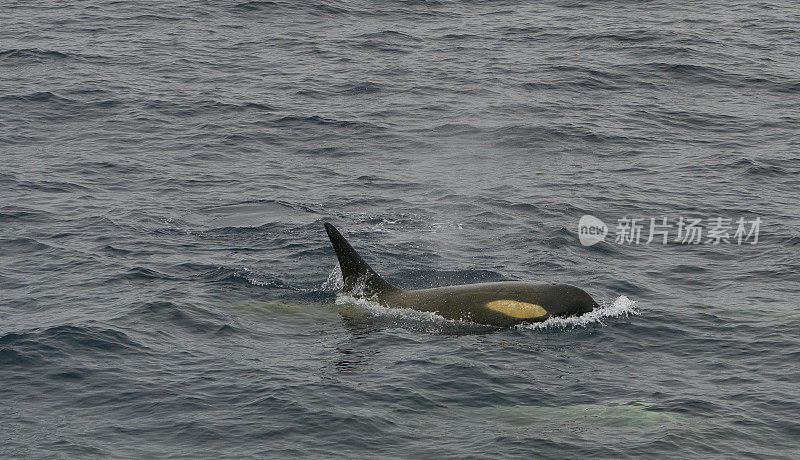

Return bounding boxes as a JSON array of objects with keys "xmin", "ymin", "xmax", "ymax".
[{"xmin": 485, "ymin": 300, "xmax": 548, "ymax": 319}]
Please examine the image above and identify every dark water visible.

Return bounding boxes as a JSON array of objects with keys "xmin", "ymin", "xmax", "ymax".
[{"xmin": 2, "ymin": 0, "xmax": 799, "ymax": 457}]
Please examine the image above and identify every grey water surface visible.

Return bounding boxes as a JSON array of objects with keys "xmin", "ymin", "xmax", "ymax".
[{"xmin": 2, "ymin": 0, "xmax": 799, "ymax": 458}]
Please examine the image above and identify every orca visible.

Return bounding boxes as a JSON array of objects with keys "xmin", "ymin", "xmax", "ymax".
[{"xmin": 324, "ymin": 223, "xmax": 599, "ymax": 327}]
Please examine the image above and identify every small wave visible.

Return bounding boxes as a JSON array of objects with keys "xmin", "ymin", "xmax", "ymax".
[
  {"xmin": 490, "ymin": 123, "xmax": 620, "ymax": 147},
  {"xmin": 122, "ymin": 301, "xmax": 238, "ymax": 336},
  {"xmin": 335, "ymin": 81, "xmax": 382, "ymax": 95},
  {"xmin": 0, "ymin": 91, "xmax": 121, "ymax": 123},
  {"xmin": 0, "ymin": 91, "xmax": 72, "ymax": 104},
  {"xmin": 233, "ymin": 269, "xmax": 295, "ymax": 289},
  {"xmin": 782, "ymin": 235, "xmax": 800, "ymax": 246},
  {"xmin": 295, "ymin": 146, "xmax": 359, "ymax": 157},
  {"xmin": 501, "ymin": 26, "xmax": 545, "ymax": 36},
  {"xmin": 0, "ymin": 348, "xmax": 40, "ymax": 366},
  {"xmin": 336, "ymin": 294, "xmax": 472, "ymax": 326},
  {"xmin": 184, "ymin": 200, "xmax": 315, "ymax": 231},
  {"xmin": 0, "ymin": 274, "xmax": 24, "ymax": 289},
  {"xmin": 16, "ymin": 179, "xmax": 89, "ymax": 193},
  {"xmin": 569, "ymin": 31, "xmax": 666, "ymax": 43},
  {"xmin": 429, "ymin": 123, "xmax": 482, "ymax": 135},
  {"xmin": 143, "ymin": 99, "xmax": 274, "ymax": 118},
  {"xmin": 743, "ymin": 164, "xmax": 788, "ymax": 177},
  {"xmin": 233, "ymin": 1, "xmax": 282, "ymax": 11},
  {"xmin": 522, "ymin": 77, "xmax": 623, "ymax": 91},
  {"xmin": 309, "ymin": 1, "xmax": 349, "ymax": 15},
  {"xmin": 234, "ymin": 1, "xmax": 346, "ymax": 15},
  {"xmin": 0, "ymin": 48, "xmax": 70, "ymax": 60},
  {"xmin": 101, "ymin": 245, "xmax": 132, "ymax": 255},
  {"xmin": 272, "ymin": 115, "xmax": 385, "ymax": 132},
  {"xmin": 172, "ymin": 263, "xmax": 297, "ymax": 289},
  {"xmin": 322, "ymin": 265, "xmax": 344, "ymax": 291},
  {"xmin": 128, "ymin": 13, "xmax": 183, "ymax": 22},
  {"xmin": 441, "ymin": 33, "xmax": 479, "ymax": 40},
  {"xmin": 0, "ymin": 325, "xmax": 144, "ymax": 361},
  {"xmin": 355, "ymin": 30, "xmax": 420, "ymax": 41},
  {"xmin": 0, "ymin": 237, "xmax": 51, "ymax": 255},
  {"xmin": 120, "ymin": 266, "xmax": 177, "ymax": 281}
]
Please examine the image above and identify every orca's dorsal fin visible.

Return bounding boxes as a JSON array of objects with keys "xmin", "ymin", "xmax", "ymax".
[{"xmin": 324, "ymin": 223, "xmax": 397, "ymax": 297}]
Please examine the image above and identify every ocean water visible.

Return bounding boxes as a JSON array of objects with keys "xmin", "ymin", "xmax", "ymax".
[{"xmin": 2, "ymin": 0, "xmax": 799, "ymax": 457}]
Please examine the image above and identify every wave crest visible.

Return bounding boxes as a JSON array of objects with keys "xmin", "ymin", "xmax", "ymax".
[
  {"xmin": 516, "ymin": 295, "xmax": 639, "ymax": 330},
  {"xmin": 335, "ymin": 294, "xmax": 468, "ymax": 325}
]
